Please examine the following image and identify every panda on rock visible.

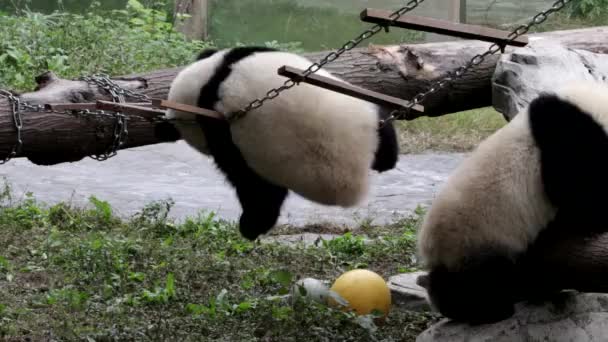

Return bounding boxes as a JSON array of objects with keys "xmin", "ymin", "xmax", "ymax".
[
  {"xmin": 165, "ymin": 46, "xmax": 399, "ymax": 241},
  {"xmin": 417, "ymin": 79, "xmax": 608, "ymax": 324}
]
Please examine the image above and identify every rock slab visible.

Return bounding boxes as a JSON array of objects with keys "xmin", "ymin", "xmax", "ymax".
[
  {"xmin": 417, "ymin": 292, "xmax": 608, "ymax": 342},
  {"xmin": 388, "ymin": 271, "xmax": 431, "ymax": 312},
  {"xmin": 493, "ymin": 39, "xmax": 608, "ymax": 121}
]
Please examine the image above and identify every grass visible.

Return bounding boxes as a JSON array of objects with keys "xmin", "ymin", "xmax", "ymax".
[
  {"xmin": 0, "ymin": 183, "xmax": 438, "ymax": 341},
  {"xmin": 396, "ymin": 107, "xmax": 507, "ymax": 154}
]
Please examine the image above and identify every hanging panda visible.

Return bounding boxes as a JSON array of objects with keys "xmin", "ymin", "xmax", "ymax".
[
  {"xmin": 416, "ymin": 79, "xmax": 608, "ymax": 324},
  {"xmin": 165, "ymin": 46, "xmax": 399, "ymax": 241}
]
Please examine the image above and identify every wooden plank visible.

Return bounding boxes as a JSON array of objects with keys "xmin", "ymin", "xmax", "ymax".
[
  {"xmin": 45, "ymin": 103, "xmax": 99, "ymax": 111},
  {"xmin": 96, "ymin": 100, "xmax": 166, "ymax": 119},
  {"xmin": 360, "ymin": 8, "xmax": 528, "ymax": 47},
  {"xmin": 151, "ymin": 99, "xmax": 225, "ymax": 120},
  {"xmin": 45, "ymin": 102, "xmax": 153, "ymax": 112},
  {"xmin": 277, "ymin": 66, "xmax": 425, "ymax": 114}
]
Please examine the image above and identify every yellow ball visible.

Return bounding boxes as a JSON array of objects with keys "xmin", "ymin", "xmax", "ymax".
[{"xmin": 329, "ymin": 269, "xmax": 391, "ymax": 320}]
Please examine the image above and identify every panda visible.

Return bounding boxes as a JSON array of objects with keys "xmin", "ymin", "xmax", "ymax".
[
  {"xmin": 416, "ymin": 79, "xmax": 608, "ymax": 324},
  {"xmin": 164, "ymin": 46, "xmax": 399, "ymax": 241}
]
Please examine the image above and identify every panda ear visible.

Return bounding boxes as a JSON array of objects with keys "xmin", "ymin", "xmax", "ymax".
[{"xmin": 196, "ymin": 48, "xmax": 219, "ymax": 61}]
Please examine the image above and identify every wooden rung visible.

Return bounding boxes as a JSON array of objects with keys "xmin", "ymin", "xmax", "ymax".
[
  {"xmin": 46, "ymin": 102, "xmax": 153, "ymax": 112},
  {"xmin": 45, "ymin": 103, "xmax": 99, "ymax": 111},
  {"xmin": 360, "ymin": 8, "xmax": 529, "ymax": 47},
  {"xmin": 278, "ymin": 66, "xmax": 425, "ymax": 114},
  {"xmin": 151, "ymin": 99, "xmax": 225, "ymax": 120},
  {"xmin": 96, "ymin": 100, "xmax": 166, "ymax": 119}
]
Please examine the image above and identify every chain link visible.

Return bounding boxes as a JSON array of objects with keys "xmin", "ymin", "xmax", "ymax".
[
  {"xmin": 81, "ymin": 74, "xmax": 151, "ymax": 103},
  {"xmin": 228, "ymin": 0, "xmax": 427, "ymax": 122},
  {"xmin": 0, "ymin": 90, "xmax": 23, "ymax": 165},
  {"xmin": 382, "ymin": 0, "xmax": 572, "ymax": 125},
  {"xmin": 81, "ymin": 75, "xmax": 138, "ymax": 161}
]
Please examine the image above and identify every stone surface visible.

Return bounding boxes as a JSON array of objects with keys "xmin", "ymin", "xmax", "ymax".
[
  {"xmin": 0, "ymin": 141, "xmax": 465, "ymax": 227},
  {"xmin": 261, "ymin": 233, "xmax": 342, "ymax": 247},
  {"xmin": 417, "ymin": 292, "xmax": 608, "ymax": 342},
  {"xmin": 388, "ymin": 271, "xmax": 431, "ymax": 312},
  {"xmin": 492, "ymin": 39, "xmax": 608, "ymax": 120}
]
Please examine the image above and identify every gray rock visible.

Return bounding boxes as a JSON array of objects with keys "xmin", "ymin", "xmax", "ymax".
[
  {"xmin": 493, "ymin": 39, "xmax": 608, "ymax": 121},
  {"xmin": 261, "ymin": 233, "xmax": 342, "ymax": 247},
  {"xmin": 388, "ymin": 271, "xmax": 431, "ymax": 312},
  {"xmin": 417, "ymin": 292, "xmax": 608, "ymax": 342}
]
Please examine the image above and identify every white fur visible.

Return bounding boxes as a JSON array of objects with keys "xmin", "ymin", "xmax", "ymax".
[
  {"xmin": 554, "ymin": 80, "xmax": 608, "ymax": 131},
  {"xmin": 417, "ymin": 80, "xmax": 608, "ymax": 271},
  {"xmin": 166, "ymin": 50, "xmax": 229, "ymax": 154},
  {"xmin": 167, "ymin": 49, "xmax": 381, "ymax": 207}
]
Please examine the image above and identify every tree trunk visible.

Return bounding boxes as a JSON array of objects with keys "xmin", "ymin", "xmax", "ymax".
[
  {"xmin": 174, "ymin": 0, "xmax": 209, "ymax": 40},
  {"xmin": 0, "ymin": 71, "xmax": 180, "ymax": 165},
  {"xmin": 2, "ymin": 26, "xmax": 608, "ymax": 166}
]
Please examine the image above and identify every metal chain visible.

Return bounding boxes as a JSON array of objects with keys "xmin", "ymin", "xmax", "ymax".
[
  {"xmin": 0, "ymin": 90, "xmax": 23, "ymax": 165},
  {"xmin": 382, "ymin": 0, "xmax": 573, "ymax": 125},
  {"xmin": 81, "ymin": 74, "xmax": 150, "ymax": 103},
  {"xmin": 228, "ymin": 0, "xmax": 427, "ymax": 122},
  {"xmin": 81, "ymin": 75, "xmax": 137, "ymax": 161}
]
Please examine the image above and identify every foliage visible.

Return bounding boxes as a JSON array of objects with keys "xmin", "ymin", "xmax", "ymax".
[
  {"xmin": 0, "ymin": 183, "xmax": 437, "ymax": 340},
  {"xmin": 0, "ymin": 0, "xmax": 211, "ymax": 91},
  {"xmin": 0, "ymin": 0, "xmax": 172, "ymax": 14},
  {"xmin": 565, "ymin": 0, "xmax": 608, "ymax": 19}
]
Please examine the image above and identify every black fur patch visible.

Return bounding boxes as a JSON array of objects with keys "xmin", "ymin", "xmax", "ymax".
[
  {"xmin": 196, "ymin": 48, "xmax": 219, "ymax": 61},
  {"xmin": 425, "ymin": 247, "xmax": 520, "ymax": 324},
  {"xmin": 195, "ymin": 46, "xmax": 287, "ymax": 241},
  {"xmin": 529, "ymin": 94, "xmax": 608, "ymax": 232},
  {"xmin": 154, "ymin": 121, "xmax": 182, "ymax": 142},
  {"xmin": 372, "ymin": 107, "xmax": 399, "ymax": 172}
]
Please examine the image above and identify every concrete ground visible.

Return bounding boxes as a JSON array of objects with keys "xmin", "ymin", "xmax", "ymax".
[{"xmin": 0, "ymin": 141, "xmax": 465, "ymax": 227}]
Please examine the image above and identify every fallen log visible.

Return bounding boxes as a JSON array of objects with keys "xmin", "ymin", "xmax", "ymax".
[
  {"xmin": 0, "ymin": 72, "xmax": 180, "ymax": 165},
  {"xmin": 2, "ymin": 26, "xmax": 608, "ymax": 165}
]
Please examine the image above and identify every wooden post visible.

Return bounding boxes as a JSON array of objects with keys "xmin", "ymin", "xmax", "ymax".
[
  {"xmin": 460, "ymin": 0, "xmax": 467, "ymax": 24},
  {"xmin": 448, "ymin": 0, "xmax": 461, "ymax": 23},
  {"xmin": 174, "ymin": 0, "xmax": 209, "ymax": 40}
]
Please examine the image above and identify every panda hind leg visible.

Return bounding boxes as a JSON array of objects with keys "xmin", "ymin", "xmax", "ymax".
[
  {"xmin": 424, "ymin": 247, "xmax": 520, "ymax": 325},
  {"xmin": 372, "ymin": 107, "xmax": 399, "ymax": 172},
  {"xmin": 198, "ymin": 117, "xmax": 288, "ymax": 241},
  {"xmin": 235, "ymin": 176, "xmax": 288, "ymax": 241}
]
